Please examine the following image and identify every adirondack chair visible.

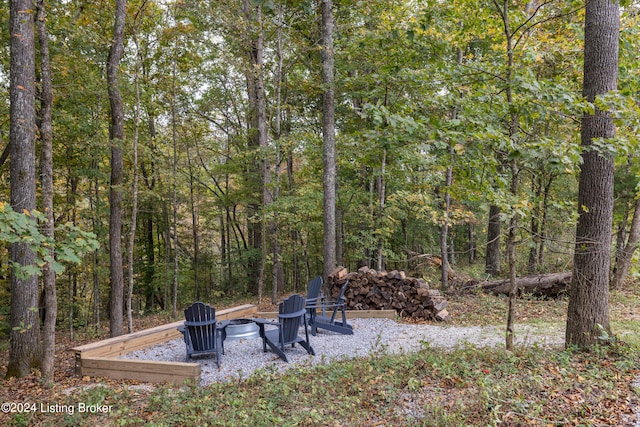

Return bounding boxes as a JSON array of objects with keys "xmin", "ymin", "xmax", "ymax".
[
  {"xmin": 179, "ymin": 301, "xmax": 228, "ymax": 368},
  {"xmin": 305, "ymin": 277, "xmax": 353, "ymax": 336},
  {"xmin": 254, "ymin": 294, "xmax": 315, "ymax": 362}
]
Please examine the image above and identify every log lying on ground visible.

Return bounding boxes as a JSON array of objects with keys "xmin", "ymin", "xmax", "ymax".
[
  {"xmin": 474, "ymin": 272, "xmax": 572, "ymax": 298},
  {"xmin": 327, "ymin": 266, "xmax": 450, "ymax": 321}
]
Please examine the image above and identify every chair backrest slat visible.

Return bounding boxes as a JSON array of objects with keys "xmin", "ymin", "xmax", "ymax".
[
  {"xmin": 279, "ymin": 294, "xmax": 305, "ymax": 344},
  {"xmin": 185, "ymin": 301, "xmax": 216, "ymax": 351},
  {"xmin": 305, "ymin": 276, "xmax": 323, "ymax": 306}
]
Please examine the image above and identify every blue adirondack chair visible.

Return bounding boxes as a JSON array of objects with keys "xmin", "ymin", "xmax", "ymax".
[
  {"xmin": 179, "ymin": 301, "xmax": 228, "ymax": 368},
  {"xmin": 305, "ymin": 277, "xmax": 353, "ymax": 336},
  {"xmin": 255, "ymin": 294, "xmax": 315, "ymax": 362}
]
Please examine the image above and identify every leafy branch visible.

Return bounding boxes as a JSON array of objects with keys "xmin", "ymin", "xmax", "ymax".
[{"xmin": 0, "ymin": 201, "xmax": 99, "ymax": 279}]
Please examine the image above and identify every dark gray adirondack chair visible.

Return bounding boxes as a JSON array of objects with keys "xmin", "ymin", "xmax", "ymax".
[
  {"xmin": 255, "ymin": 294, "xmax": 315, "ymax": 362},
  {"xmin": 305, "ymin": 278, "xmax": 353, "ymax": 336},
  {"xmin": 304, "ymin": 275, "xmax": 324, "ymax": 312},
  {"xmin": 179, "ymin": 301, "xmax": 227, "ymax": 368}
]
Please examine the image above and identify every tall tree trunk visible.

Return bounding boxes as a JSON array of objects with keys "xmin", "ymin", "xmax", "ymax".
[
  {"xmin": 7, "ymin": 0, "xmax": 41, "ymax": 378},
  {"xmin": 441, "ymin": 46, "xmax": 463, "ymax": 290},
  {"xmin": 376, "ymin": 148, "xmax": 386, "ymax": 271},
  {"xmin": 141, "ymin": 66, "xmax": 157, "ymax": 312},
  {"xmin": 126, "ymin": 32, "xmax": 142, "ymax": 333},
  {"xmin": 566, "ymin": 0, "xmax": 619, "ymax": 349},
  {"xmin": 439, "ymin": 174, "xmax": 452, "ymax": 290},
  {"xmin": 242, "ymin": 1, "xmax": 272, "ymax": 301},
  {"xmin": 491, "ymin": 0, "xmax": 521, "ymax": 350},
  {"xmin": 336, "ymin": 201, "xmax": 344, "ymax": 267},
  {"xmin": 468, "ymin": 222, "xmax": 476, "ymax": 264},
  {"xmin": 537, "ymin": 175, "xmax": 554, "ymax": 267},
  {"xmin": 505, "ymin": 161, "xmax": 519, "ymax": 350},
  {"xmin": 613, "ymin": 206, "xmax": 629, "ymax": 274},
  {"xmin": 485, "ymin": 205, "xmax": 501, "ymax": 275},
  {"xmin": 36, "ymin": 0, "xmax": 56, "ymax": 383},
  {"xmin": 187, "ymin": 146, "xmax": 200, "ymax": 300},
  {"xmin": 256, "ymin": 7, "xmax": 272, "ymax": 303},
  {"xmin": 611, "ymin": 197, "xmax": 640, "ymax": 289},
  {"xmin": 527, "ymin": 177, "xmax": 543, "ymax": 274},
  {"xmin": 107, "ymin": 0, "xmax": 127, "ymax": 337},
  {"xmin": 272, "ymin": 5, "xmax": 285, "ymax": 299},
  {"xmin": 242, "ymin": 0, "xmax": 263, "ymax": 296},
  {"xmin": 287, "ymin": 140, "xmax": 300, "ymax": 291},
  {"xmin": 90, "ymin": 158, "xmax": 101, "ymax": 329},
  {"xmin": 171, "ymin": 58, "xmax": 179, "ymax": 319},
  {"xmin": 67, "ymin": 174, "xmax": 78, "ymax": 340},
  {"xmin": 321, "ymin": 0, "xmax": 337, "ymax": 282}
]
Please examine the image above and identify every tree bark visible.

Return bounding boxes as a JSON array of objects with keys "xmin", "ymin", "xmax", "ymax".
[
  {"xmin": 376, "ymin": 148, "xmax": 386, "ymax": 271},
  {"xmin": 107, "ymin": 0, "xmax": 127, "ymax": 337},
  {"xmin": 126, "ymin": 31, "xmax": 142, "ymax": 333},
  {"xmin": 485, "ymin": 204, "xmax": 501, "ymax": 275},
  {"xmin": 321, "ymin": 0, "xmax": 337, "ymax": 282},
  {"xmin": 187, "ymin": 146, "xmax": 200, "ymax": 301},
  {"xmin": 242, "ymin": 0, "xmax": 263, "ymax": 296},
  {"xmin": 496, "ymin": 0, "xmax": 521, "ymax": 351},
  {"xmin": 478, "ymin": 272, "xmax": 572, "ymax": 298},
  {"xmin": 7, "ymin": 0, "xmax": 41, "ymax": 379},
  {"xmin": 611, "ymin": 197, "xmax": 640, "ymax": 289},
  {"xmin": 171, "ymin": 56, "xmax": 179, "ymax": 318},
  {"xmin": 36, "ymin": 0, "xmax": 56, "ymax": 383},
  {"xmin": 272, "ymin": 5, "xmax": 285, "ymax": 300},
  {"xmin": 566, "ymin": 0, "xmax": 618, "ymax": 349}
]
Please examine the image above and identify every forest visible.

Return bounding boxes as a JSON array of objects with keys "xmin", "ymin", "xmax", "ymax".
[{"xmin": 1, "ymin": 0, "xmax": 640, "ymax": 382}]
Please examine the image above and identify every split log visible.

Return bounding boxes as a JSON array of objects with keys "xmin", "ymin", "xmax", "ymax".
[
  {"xmin": 476, "ymin": 272, "xmax": 571, "ymax": 298},
  {"xmin": 328, "ymin": 266, "xmax": 449, "ymax": 321}
]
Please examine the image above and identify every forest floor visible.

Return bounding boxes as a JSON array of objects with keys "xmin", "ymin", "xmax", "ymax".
[{"xmin": 0, "ymin": 279, "xmax": 639, "ymax": 426}]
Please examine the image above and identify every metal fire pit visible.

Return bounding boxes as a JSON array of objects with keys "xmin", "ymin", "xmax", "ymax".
[{"xmin": 225, "ymin": 318, "xmax": 259, "ymax": 341}]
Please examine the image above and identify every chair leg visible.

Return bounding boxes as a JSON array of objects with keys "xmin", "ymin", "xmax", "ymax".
[
  {"xmin": 299, "ymin": 340, "xmax": 315, "ymax": 356},
  {"xmin": 266, "ymin": 340, "xmax": 289, "ymax": 362}
]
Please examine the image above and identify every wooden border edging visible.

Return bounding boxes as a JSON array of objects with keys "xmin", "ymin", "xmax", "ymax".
[
  {"xmin": 71, "ymin": 304, "xmax": 257, "ymax": 384},
  {"xmin": 80, "ymin": 357, "xmax": 201, "ymax": 386}
]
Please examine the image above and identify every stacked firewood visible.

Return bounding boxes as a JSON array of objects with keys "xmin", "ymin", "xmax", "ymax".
[{"xmin": 327, "ymin": 266, "xmax": 450, "ymax": 321}]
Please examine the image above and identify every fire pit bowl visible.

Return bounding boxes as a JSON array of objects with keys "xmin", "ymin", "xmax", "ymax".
[{"xmin": 224, "ymin": 318, "xmax": 260, "ymax": 341}]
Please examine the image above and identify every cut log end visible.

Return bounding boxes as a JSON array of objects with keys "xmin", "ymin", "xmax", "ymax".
[{"xmin": 329, "ymin": 266, "xmax": 449, "ymax": 321}]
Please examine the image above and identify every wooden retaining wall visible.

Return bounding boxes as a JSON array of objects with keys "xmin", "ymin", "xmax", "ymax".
[{"xmin": 71, "ymin": 304, "xmax": 257, "ymax": 385}]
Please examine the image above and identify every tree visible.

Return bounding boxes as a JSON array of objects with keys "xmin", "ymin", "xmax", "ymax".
[
  {"xmin": 36, "ymin": 0, "xmax": 56, "ymax": 383},
  {"xmin": 566, "ymin": 0, "xmax": 619, "ymax": 349},
  {"xmin": 107, "ymin": 0, "xmax": 127, "ymax": 337},
  {"xmin": 611, "ymin": 197, "xmax": 640, "ymax": 289},
  {"xmin": 7, "ymin": 0, "xmax": 41, "ymax": 378},
  {"xmin": 322, "ymin": 0, "xmax": 336, "ymax": 282}
]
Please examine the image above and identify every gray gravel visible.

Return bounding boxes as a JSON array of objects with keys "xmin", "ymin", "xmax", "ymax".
[
  {"xmin": 121, "ymin": 318, "xmax": 565, "ymax": 386},
  {"xmin": 120, "ymin": 318, "xmax": 640, "ymax": 425}
]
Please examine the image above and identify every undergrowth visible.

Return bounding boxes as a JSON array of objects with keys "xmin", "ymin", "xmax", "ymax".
[{"xmin": 9, "ymin": 340, "xmax": 639, "ymax": 426}]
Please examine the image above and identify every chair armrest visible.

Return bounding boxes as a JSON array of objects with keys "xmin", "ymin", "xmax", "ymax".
[
  {"xmin": 253, "ymin": 318, "xmax": 281, "ymax": 339},
  {"xmin": 253, "ymin": 318, "xmax": 280, "ymax": 327},
  {"xmin": 217, "ymin": 320, "xmax": 231, "ymax": 329},
  {"xmin": 184, "ymin": 318, "xmax": 218, "ymax": 328}
]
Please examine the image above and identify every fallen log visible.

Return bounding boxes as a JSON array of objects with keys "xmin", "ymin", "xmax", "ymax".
[{"xmin": 476, "ymin": 272, "xmax": 571, "ymax": 298}]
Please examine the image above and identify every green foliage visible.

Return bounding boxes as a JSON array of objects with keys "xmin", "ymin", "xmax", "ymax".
[
  {"xmin": 1, "ymin": 0, "xmax": 638, "ymax": 320},
  {"xmin": 0, "ymin": 202, "xmax": 99, "ymax": 278}
]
